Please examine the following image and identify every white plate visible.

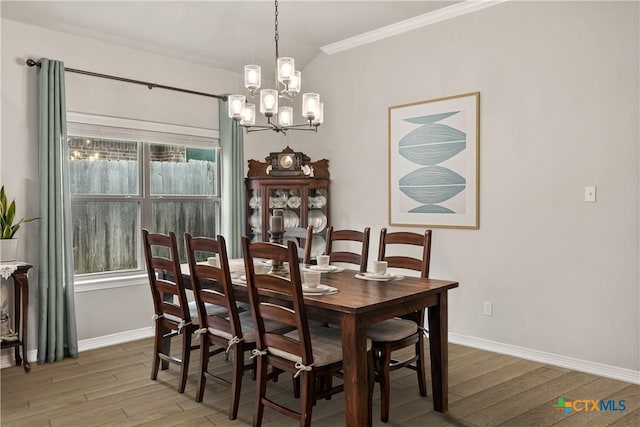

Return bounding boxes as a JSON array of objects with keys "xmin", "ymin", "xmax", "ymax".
[
  {"xmin": 249, "ymin": 196, "xmax": 261, "ymax": 208},
  {"xmin": 250, "ymin": 212, "xmax": 261, "ymax": 231},
  {"xmin": 308, "ymin": 265, "xmax": 342, "ymax": 273},
  {"xmin": 364, "ymin": 272, "xmax": 394, "ymax": 279},
  {"xmin": 301, "ymin": 284, "xmax": 337, "ymax": 294},
  {"xmin": 283, "ymin": 210, "xmax": 300, "ymax": 228},
  {"xmin": 315, "ymin": 195, "xmax": 327, "ymax": 208},
  {"xmin": 287, "ymin": 196, "xmax": 301, "ymax": 208},
  {"xmin": 308, "ymin": 209, "xmax": 327, "ymax": 233},
  {"xmin": 355, "ymin": 273, "xmax": 403, "ymax": 282}
]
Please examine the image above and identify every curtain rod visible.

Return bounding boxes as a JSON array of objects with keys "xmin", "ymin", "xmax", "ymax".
[{"xmin": 26, "ymin": 59, "xmax": 227, "ymax": 101}]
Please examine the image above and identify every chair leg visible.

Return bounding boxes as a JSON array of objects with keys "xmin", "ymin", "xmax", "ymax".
[
  {"xmin": 293, "ymin": 374, "xmax": 301, "ymax": 398},
  {"xmin": 253, "ymin": 357, "xmax": 268, "ymax": 427},
  {"xmin": 160, "ymin": 327, "xmax": 171, "ymax": 370},
  {"xmin": 178, "ymin": 330, "xmax": 191, "ymax": 393},
  {"xmin": 229, "ymin": 346, "xmax": 243, "ymax": 420},
  {"xmin": 151, "ymin": 328, "xmax": 163, "ymax": 380},
  {"xmin": 301, "ymin": 372, "xmax": 314, "ymax": 427},
  {"xmin": 416, "ymin": 335, "xmax": 427, "ymax": 397},
  {"xmin": 379, "ymin": 345, "xmax": 392, "ymax": 423},
  {"xmin": 368, "ymin": 350, "xmax": 375, "ymax": 427},
  {"xmin": 196, "ymin": 334, "xmax": 209, "ymax": 402}
]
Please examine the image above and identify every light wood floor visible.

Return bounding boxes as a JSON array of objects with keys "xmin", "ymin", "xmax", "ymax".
[{"xmin": 1, "ymin": 338, "xmax": 638, "ymax": 426}]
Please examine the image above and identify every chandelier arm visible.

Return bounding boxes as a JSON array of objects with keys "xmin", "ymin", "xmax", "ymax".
[
  {"xmin": 285, "ymin": 122, "xmax": 317, "ymax": 129},
  {"xmin": 281, "ymin": 127, "xmax": 318, "ymax": 133},
  {"xmin": 246, "ymin": 127, "xmax": 279, "ymax": 133}
]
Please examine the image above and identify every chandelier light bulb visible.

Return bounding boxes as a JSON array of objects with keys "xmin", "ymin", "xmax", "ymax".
[
  {"xmin": 278, "ymin": 106, "xmax": 293, "ymax": 127},
  {"xmin": 244, "ymin": 65, "xmax": 261, "ymax": 92},
  {"xmin": 312, "ymin": 102, "xmax": 324, "ymax": 126},
  {"xmin": 302, "ymin": 93, "xmax": 320, "ymax": 120},
  {"xmin": 228, "ymin": 94, "xmax": 246, "ymax": 120},
  {"xmin": 288, "ymin": 71, "xmax": 301, "ymax": 94},
  {"xmin": 260, "ymin": 89, "xmax": 278, "ymax": 117},
  {"xmin": 277, "ymin": 57, "xmax": 295, "ymax": 84},
  {"xmin": 240, "ymin": 103, "xmax": 256, "ymax": 126}
]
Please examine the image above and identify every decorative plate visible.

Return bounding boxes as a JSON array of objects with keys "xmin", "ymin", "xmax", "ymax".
[{"xmin": 308, "ymin": 209, "xmax": 327, "ymax": 233}]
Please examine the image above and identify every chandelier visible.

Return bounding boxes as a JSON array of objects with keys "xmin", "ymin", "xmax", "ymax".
[{"xmin": 227, "ymin": 0, "xmax": 323, "ymax": 134}]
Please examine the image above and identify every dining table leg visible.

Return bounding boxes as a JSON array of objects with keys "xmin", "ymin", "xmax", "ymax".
[
  {"xmin": 341, "ymin": 313, "xmax": 371, "ymax": 426},
  {"xmin": 427, "ymin": 291, "xmax": 448, "ymax": 412}
]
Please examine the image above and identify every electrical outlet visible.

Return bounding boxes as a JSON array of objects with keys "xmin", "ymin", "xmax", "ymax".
[{"xmin": 483, "ymin": 301, "xmax": 493, "ymax": 316}]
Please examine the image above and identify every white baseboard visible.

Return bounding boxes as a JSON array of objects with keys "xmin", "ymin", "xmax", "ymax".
[
  {"xmin": 448, "ymin": 332, "xmax": 640, "ymax": 385},
  {"xmin": 1, "ymin": 327, "xmax": 154, "ymax": 369},
  {"xmin": 4, "ymin": 328, "xmax": 638, "ymax": 386},
  {"xmin": 77, "ymin": 326, "xmax": 154, "ymax": 352}
]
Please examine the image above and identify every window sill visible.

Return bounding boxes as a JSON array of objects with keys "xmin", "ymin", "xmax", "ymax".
[{"xmin": 74, "ymin": 273, "xmax": 148, "ymax": 293}]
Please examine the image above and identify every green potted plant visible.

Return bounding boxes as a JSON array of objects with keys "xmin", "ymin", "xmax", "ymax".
[{"xmin": 0, "ymin": 186, "xmax": 38, "ymax": 262}]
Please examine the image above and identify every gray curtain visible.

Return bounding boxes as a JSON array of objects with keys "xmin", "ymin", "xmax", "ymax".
[
  {"xmin": 219, "ymin": 99, "xmax": 245, "ymax": 258},
  {"xmin": 37, "ymin": 58, "xmax": 78, "ymax": 362}
]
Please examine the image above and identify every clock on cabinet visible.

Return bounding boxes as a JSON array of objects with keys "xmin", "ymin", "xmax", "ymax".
[{"xmin": 267, "ymin": 146, "xmax": 309, "ymax": 176}]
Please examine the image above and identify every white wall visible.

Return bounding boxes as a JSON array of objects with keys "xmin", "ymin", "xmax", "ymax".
[
  {"xmin": 299, "ymin": 1, "xmax": 639, "ymax": 371},
  {"xmin": 1, "ymin": 19, "xmax": 241, "ymax": 350}
]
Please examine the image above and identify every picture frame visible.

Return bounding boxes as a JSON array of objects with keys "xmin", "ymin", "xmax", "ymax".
[{"xmin": 388, "ymin": 92, "xmax": 479, "ymax": 229}]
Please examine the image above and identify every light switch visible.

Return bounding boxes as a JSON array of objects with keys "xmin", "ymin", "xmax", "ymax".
[{"xmin": 584, "ymin": 186, "xmax": 596, "ymax": 202}]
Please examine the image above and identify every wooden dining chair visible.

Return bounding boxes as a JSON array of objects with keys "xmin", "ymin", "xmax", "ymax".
[
  {"xmin": 184, "ymin": 233, "xmax": 259, "ymax": 419},
  {"xmin": 241, "ymin": 237, "xmax": 374, "ymax": 427},
  {"xmin": 283, "ymin": 225, "xmax": 313, "ymax": 264},
  {"xmin": 324, "ymin": 226, "xmax": 370, "ymax": 273},
  {"xmin": 368, "ymin": 228, "xmax": 432, "ymax": 422},
  {"xmin": 142, "ymin": 229, "xmax": 201, "ymax": 393}
]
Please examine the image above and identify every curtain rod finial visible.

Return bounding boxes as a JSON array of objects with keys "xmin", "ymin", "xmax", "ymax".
[{"xmin": 26, "ymin": 59, "xmax": 40, "ymax": 67}]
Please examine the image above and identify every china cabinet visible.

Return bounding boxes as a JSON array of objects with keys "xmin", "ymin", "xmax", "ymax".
[{"xmin": 246, "ymin": 147, "xmax": 329, "ymax": 260}]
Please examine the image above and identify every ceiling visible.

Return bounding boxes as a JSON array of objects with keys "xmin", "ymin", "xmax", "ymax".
[{"xmin": 1, "ymin": 1, "xmax": 462, "ymax": 74}]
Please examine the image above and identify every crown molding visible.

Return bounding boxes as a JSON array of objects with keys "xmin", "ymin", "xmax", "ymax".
[{"xmin": 321, "ymin": 0, "xmax": 508, "ymax": 55}]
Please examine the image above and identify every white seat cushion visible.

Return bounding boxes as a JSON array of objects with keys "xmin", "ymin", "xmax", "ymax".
[
  {"xmin": 208, "ymin": 311, "xmax": 255, "ymax": 342},
  {"xmin": 164, "ymin": 301, "xmax": 227, "ymax": 324},
  {"xmin": 366, "ymin": 318, "xmax": 418, "ymax": 342},
  {"xmin": 207, "ymin": 311, "xmax": 291, "ymax": 344},
  {"xmin": 268, "ymin": 326, "xmax": 372, "ymax": 367}
]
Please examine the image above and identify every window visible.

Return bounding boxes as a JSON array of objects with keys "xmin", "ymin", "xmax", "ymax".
[{"xmin": 67, "ymin": 113, "xmax": 220, "ymax": 279}]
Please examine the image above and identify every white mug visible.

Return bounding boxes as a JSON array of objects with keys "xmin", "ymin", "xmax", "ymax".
[
  {"xmin": 373, "ymin": 260, "xmax": 388, "ymax": 276},
  {"xmin": 317, "ymin": 255, "xmax": 330, "ymax": 267},
  {"xmin": 303, "ymin": 271, "xmax": 322, "ymax": 288},
  {"xmin": 254, "ymin": 263, "xmax": 270, "ymax": 275}
]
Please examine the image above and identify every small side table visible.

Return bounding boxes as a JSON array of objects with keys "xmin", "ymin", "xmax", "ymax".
[{"xmin": 1, "ymin": 262, "xmax": 33, "ymax": 373}]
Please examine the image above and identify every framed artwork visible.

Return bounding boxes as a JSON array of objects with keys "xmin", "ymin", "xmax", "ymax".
[{"xmin": 388, "ymin": 92, "xmax": 479, "ymax": 229}]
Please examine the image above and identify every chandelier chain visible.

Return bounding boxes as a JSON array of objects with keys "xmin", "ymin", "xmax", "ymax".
[{"xmin": 274, "ymin": 0, "xmax": 279, "ymax": 59}]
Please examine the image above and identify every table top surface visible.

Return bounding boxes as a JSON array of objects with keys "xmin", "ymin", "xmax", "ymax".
[{"xmin": 180, "ymin": 259, "xmax": 459, "ymax": 315}]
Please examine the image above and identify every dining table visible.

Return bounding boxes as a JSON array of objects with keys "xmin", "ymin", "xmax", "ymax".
[{"xmin": 180, "ymin": 259, "xmax": 459, "ymax": 426}]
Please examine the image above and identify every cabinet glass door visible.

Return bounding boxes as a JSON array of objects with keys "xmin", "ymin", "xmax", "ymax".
[
  {"xmin": 307, "ymin": 188, "xmax": 328, "ymax": 260},
  {"xmin": 248, "ymin": 188, "xmax": 262, "ymax": 242}
]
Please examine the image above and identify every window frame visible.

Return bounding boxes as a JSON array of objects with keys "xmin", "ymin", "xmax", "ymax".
[{"xmin": 67, "ymin": 112, "xmax": 221, "ymax": 291}]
